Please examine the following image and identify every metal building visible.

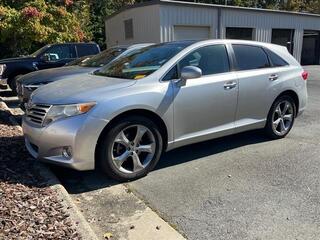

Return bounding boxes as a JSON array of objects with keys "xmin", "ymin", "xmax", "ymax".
[{"xmin": 105, "ymin": 0, "xmax": 320, "ymax": 65}]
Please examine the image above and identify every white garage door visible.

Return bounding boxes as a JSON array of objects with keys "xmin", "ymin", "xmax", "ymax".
[{"xmin": 174, "ymin": 26, "xmax": 210, "ymax": 41}]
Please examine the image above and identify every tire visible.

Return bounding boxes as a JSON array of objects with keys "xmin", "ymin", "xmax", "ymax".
[
  {"xmin": 264, "ymin": 95, "xmax": 296, "ymax": 139},
  {"xmin": 98, "ymin": 115, "xmax": 163, "ymax": 181}
]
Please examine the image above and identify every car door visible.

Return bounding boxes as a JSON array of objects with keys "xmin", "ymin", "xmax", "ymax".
[
  {"xmin": 171, "ymin": 44, "xmax": 239, "ymax": 147},
  {"xmin": 37, "ymin": 45, "xmax": 76, "ymax": 70},
  {"xmin": 231, "ymin": 44, "xmax": 286, "ymax": 132}
]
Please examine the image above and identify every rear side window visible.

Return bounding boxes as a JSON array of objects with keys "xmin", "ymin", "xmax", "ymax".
[
  {"xmin": 178, "ymin": 44, "xmax": 230, "ymax": 76},
  {"xmin": 232, "ymin": 44, "xmax": 270, "ymax": 71},
  {"xmin": 264, "ymin": 48, "xmax": 289, "ymax": 67},
  {"xmin": 76, "ymin": 44, "xmax": 99, "ymax": 57}
]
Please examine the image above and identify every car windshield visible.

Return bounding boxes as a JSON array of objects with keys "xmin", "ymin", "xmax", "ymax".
[
  {"xmin": 30, "ymin": 45, "xmax": 51, "ymax": 57},
  {"xmin": 65, "ymin": 55, "xmax": 93, "ymax": 66},
  {"xmin": 79, "ymin": 47, "xmax": 127, "ymax": 67},
  {"xmin": 94, "ymin": 42, "xmax": 193, "ymax": 79}
]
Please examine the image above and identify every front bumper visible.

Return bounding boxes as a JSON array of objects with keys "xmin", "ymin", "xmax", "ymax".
[
  {"xmin": 22, "ymin": 114, "xmax": 108, "ymax": 171},
  {"xmin": 0, "ymin": 78, "xmax": 7, "ymax": 85}
]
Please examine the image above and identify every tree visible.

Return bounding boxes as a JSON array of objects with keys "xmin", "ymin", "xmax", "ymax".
[
  {"xmin": 0, "ymin": 0, "xmax": 92, "ymax": 58},
  {"xmin": 86, "ymin": 0, "xmax": 136, "ymax": 49}
]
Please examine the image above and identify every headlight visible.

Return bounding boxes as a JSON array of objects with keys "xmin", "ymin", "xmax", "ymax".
[
  {"xmin": 43, "ymin": 102, "xmax": 96, "ymax": 126},
  {"xmin": 0, "ymin": 64, "xmax": 6, "ymax": 75}
]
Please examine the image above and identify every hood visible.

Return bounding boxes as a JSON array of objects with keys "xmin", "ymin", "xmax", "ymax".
[
  {"xmin": 31, "ymin": 73, "xmax": 136, "ymax": 105},
  {"xmin": 0, "ymin": 56, "xmax": 36, "ymax": 64},
  {"xmin": 18, "ymin": 66, "xmax": 96, "ymax": 85}
]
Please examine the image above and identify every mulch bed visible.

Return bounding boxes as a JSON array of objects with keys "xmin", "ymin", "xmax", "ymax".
[{"xmin": 0, "ymin": 104, "xmax": 80, "ymax": 239}]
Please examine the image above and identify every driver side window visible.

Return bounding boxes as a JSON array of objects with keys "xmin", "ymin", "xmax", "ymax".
[
  {"xmin": 42, "ymin": 45, "xmax": 75, "ymax": 62},
  {"xmin": 179, "ymin": 44, "xmax": 230, "ymax": 76}
]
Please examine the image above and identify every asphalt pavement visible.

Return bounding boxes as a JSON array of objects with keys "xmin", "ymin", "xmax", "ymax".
[
  {"xmin": 129, "ymin": 65, "xmax": 320, "ymax": 240},
  {"xmin": 1, "ymin": 66, "xmax": 320, "ymax": 240}
]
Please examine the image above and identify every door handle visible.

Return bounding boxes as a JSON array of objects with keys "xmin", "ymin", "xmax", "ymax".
[
  {"xmin": 269, "ymin": 74, "xmax": 279, "ymax": 81},
  {"xmin": 224, "ymin": 81, "xmax": 237, "ymax": 90}
]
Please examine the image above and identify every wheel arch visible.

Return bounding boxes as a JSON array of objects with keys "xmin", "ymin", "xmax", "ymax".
[
  {"xmin": 8, "ymin": 68, "xmax": 32, "ymax": 84},
  {"xmin": 95, "ymin": 109, "xmax": 169, "ymax": 166},
  {"xmin": 275, "ymin": 90, "xmax": 299, "ymax": 116}
]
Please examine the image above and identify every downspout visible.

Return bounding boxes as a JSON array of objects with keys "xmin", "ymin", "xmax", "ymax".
[{"xmin": 217, "ymin": 8, "xmax": 221, "ymax": 39}]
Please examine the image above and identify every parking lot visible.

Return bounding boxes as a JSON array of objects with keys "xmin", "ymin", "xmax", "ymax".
[{"xmin": 1, "ymin": 66, "xmax": 320, "ymax": 240}]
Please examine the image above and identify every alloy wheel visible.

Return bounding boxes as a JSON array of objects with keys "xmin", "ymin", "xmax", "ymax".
[
  {"xmin": 111, "ymin": 124, "xmax": 156, "ymax": 174},
  {"xmin": 272, "ymin": 100, "xmax": 294, "ymax": 136}
]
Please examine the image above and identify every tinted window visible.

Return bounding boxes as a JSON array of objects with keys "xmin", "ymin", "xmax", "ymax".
[
  {"xmin": 163, "ymin": 65, "xmax": 179, "ymax": 80},
  {"xmin": 80, "ymin": 48, "xmax": 126, "ymax": 67},
  {"xmin": 179, "ymin": 45, "xmax": 230, "ymax": 76},
  {"xmin": 76, "ymin": 44, "xmax": 99, "ymax": 57},
  {"xmin": 42, "ymin": 45, "xmax": 75, "ymax": 61},
  {"xmin": 226, "ymin": 28, "xmax": 253, "ymax": 40},
  {"xmin": 264, "ymin": 48, "xmax": 288, "ymax": 67},
  {"xmin": 233, "ymin": 45, "xmax": 270, "ymax": 71}
]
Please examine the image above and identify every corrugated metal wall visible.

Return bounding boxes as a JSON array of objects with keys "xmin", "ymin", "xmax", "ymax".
[
  {"xmin": 105, "ymin": 4, "xmax": 161, "ymax": 47},
  {"xmin": 158, "ymin": 4, "xmax": 320, "ymax": 62},
  {"xmin": 106, "ymin": 2, "xmax": 320, "ymax": 62},
  {"xmin": 160, "ymin": 5, "xmax": 218, "ymax": 42},
  {"xmin": 219, "ymin": 8, "xmax": 320, "ymax": 61}
]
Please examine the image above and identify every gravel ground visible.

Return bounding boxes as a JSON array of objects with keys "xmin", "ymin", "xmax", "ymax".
[{"xmin": 0, "ymin": 102, "xmax": 80, "ymax": 239}]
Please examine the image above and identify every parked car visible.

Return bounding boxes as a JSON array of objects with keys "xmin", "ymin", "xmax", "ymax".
[
  {"xmin": 0, "ymin": 42, "xmax": 100, "ymax": 94},
  {"xmin": 64, "ymin": 55, "xmax": 94, "ymax": 66},
  {"xmin": 16, "ymin": 44, "xmax": 153, "ymax": 108},
  {"xmin": 22, "ymin": 40, "xmax": 308, "ymax": 181}
]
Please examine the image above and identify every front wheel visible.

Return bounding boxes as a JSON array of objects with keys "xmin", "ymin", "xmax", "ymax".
[
  {"xmin": 98, "ymin": 116, "xmax": 163, "ymax": 181},
  {"xmin": 264, "ymin": 95, "xmax": 296, "ymax": 139}
]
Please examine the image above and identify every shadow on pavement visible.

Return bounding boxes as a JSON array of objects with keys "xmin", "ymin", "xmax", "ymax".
[{"xmin": 53, "ymin": 130, "xmax": 271, "ymax": 194}]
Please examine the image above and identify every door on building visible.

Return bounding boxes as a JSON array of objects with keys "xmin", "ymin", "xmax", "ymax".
[
  {"xmin": 301, "ymin": 30, "xmax": 320, "ymax": 65},
  {"xmin": 226, "ymin": 27, "xmax": 253, "ymax": 40},
  {"xmin": 173, "ymin": 26, "xmax": 210, "ymax": 41},
  {"xmin": 271, "ymin": 29, "xmax": 294, "ymax": 54}
]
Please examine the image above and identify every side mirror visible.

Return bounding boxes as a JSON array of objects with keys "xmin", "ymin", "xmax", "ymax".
[
  {"xmin": 178, "ymin": 66, "xmax": 202, "ymax": 86},
  {"xmin": 40, "ymin": 54, "xmax": 50, "ymax": 62}
]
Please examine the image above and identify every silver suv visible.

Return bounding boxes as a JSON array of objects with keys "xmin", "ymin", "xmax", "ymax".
[{"xmin": 22, "ymin": 40, "xmax": 308, "ymax": 181}]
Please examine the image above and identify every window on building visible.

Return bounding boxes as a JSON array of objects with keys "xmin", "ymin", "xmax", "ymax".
[
  {"xmin": 178, "ymin": 44, "xmax": 230, "ymax": 76},
  {"xmin": 232, "ymin": 44, "xmax": 270, "ymax": 71},
  {"xmin": 124, "ymin": 19, "xmax": 134, "ymax": 39},
  {"xmin": 264, "ymin": 48, "xmax": 288, "ymax": 67},
  {"xmin": 271, "ymin": 29, "xmax": 294, "ymax": 54},
  {"xmin": 226, "ymin": 27, "xmax": 253, "ymax": 40}
]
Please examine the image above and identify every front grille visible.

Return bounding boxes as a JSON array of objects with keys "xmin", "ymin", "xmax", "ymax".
[{"xmin": 26, "ymin": 104, "xmax": 51, "ymax": 126}]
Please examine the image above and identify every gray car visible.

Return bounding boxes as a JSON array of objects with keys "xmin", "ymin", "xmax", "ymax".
[
  {"xmin": 16, "ymin": 44, "xmax": 152, "ymax": 107},
  {"xmin": 22, "ymin": 40, "xmax": 308, "ymax": 181}
]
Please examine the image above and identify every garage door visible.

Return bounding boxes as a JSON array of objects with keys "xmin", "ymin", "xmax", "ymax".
[{"xmin": 174, "ymin": 26, "xmax": 210, "ymax": 41}]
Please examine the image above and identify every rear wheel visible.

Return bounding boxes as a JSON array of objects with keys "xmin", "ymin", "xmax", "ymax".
[
  {"xmin": 98, "ymin": 116, "xmax": 163, "ymax": 181},
  {"xmin": 265, "ymin": 95, "xmax": 296, "ymax": 139}
]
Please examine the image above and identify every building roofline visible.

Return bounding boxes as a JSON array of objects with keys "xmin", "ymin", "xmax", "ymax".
[{"xmin": 105, "ymin": 0, "xmax": 320, "ymax": 21}]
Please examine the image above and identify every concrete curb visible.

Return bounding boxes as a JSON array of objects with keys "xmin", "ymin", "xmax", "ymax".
[{"xmin": 0, "ymin": 99, "xmax": 99, "ymax": 240}]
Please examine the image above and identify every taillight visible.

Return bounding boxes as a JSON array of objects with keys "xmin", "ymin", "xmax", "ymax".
[{"xmin": 302, "ymin": 71, "xmax": 308, "ymax": 81}]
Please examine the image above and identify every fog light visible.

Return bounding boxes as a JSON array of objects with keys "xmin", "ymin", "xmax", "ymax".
[{"xmin": 62, "ymin": 147, "xmax": 72, "ymax": 159}]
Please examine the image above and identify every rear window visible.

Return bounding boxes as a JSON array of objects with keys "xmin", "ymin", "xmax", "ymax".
[
  {"xmin": 76, "ymin": 44, "xmax": 99, "ymax": 57},
  {"xmin": 264, "ymin": 48, "xmax": 289, "ymax": 67},
  {"xmin": 233, "ymin": 44, "xmax": 270, "ymax": 71}
]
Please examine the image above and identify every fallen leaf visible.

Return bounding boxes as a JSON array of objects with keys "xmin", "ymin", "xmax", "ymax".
[{"xmin": 104, "ymin": 232, "xmax": 113, "ymax": 239}]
